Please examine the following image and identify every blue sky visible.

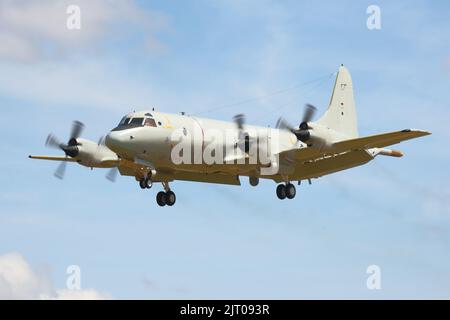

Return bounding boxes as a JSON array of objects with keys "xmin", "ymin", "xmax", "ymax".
[{"xmin": 0, "ymin": 0, "xmax": 449, "ymax": 299}]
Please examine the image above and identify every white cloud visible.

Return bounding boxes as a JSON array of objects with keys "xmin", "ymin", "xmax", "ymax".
[
  {"xmin": 0, "ymin": 0, "xmax": 170, "ymax": 63},
  {"xmin": 48, "ymin": 289, "xmax": 111, "ymax": 300},
  {"xmin": 0, "ymin": 2, "xmax": 176, "ymax": 112},
  {"xmin": 0, "ymin": 252, "xmax": 110, "ymax": 300}
]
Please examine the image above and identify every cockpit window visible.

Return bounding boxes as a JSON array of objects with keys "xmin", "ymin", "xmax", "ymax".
[
  {"xmin": 118, "ymin": 116, "xmax": 131, "ymax": 126},
  {"xmin": 129, "ymin": 117, "xmax": 144, "ymax": 125},
  {"xmin": 144, "ymin": 118, "xmax": 157, "ymax": 127},
  {"xmin": 113, "ymin": 116, "xmax": 146, "ymax": 131}
]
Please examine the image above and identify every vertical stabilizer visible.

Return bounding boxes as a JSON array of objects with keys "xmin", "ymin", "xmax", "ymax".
[{"xmin": 316, "ymin": 65, "xmax": 358, "ymax": 139}]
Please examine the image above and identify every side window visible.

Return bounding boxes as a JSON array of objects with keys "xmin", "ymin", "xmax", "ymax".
[
  {"xmin": 144, "ymin": 118, "xmax": 156, "ymax": 127},
  {"xmin": 119, "ymin": 117, "xmax": 131, "ymax": 126}
]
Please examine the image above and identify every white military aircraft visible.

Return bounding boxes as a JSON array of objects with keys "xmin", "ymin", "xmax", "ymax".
[{"xmin": 29, "ymin": 65, "xmax": 430, "ymax": 206}]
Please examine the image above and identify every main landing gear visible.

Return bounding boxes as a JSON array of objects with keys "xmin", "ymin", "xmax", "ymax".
[
  {"xmin": 276, "ymin": 183, "xmax": 296, "ymax": 200},
  {"xmin": 156, "ymin": 190, "xmax": 176, "ymax": 207},
  {"xmin": 156, "ymin": 182, "xmax": 176, "ymax": 207}
]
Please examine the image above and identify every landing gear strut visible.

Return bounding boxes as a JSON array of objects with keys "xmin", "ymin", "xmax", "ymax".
[
  {"xmin": 276, "ymin": 183, "xmax": 296, "ymax": 200},
  {"xmin": 156, "ymin": 182, "xmax": 176, "ymax": 207}
]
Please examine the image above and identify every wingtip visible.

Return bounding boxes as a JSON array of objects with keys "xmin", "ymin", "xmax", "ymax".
[
  {"xmin": 416, "ymin": 129, "xmax": 432, "ymax": 136},
  {"xmin": 402, "ymin": 129, "xmax": 432, "ymax": 136}
]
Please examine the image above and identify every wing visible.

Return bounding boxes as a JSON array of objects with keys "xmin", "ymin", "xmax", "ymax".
[
  {"xmin": 276, "ymin": 128, "xmax": 430, "ymax": 181},
  {"xmin": 281, "ymin": 129, "xmax": 430, "ymax": 161},
  {"xmin": 28, "ymin": 155, "xmax": 77, "ymax": 162},
  {"xmin": 331, "ymin": 129, "xmax": 431, "ymax": 152}
]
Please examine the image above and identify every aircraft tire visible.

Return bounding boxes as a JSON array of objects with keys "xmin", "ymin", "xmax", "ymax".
[
  {"xmin": 144, "ymin": 178, "xmax": 152, "ymax": 189},
  {"xmin": 286, "ymin": 183, "xmax": 296, "ymax": 199},
  {"xmin": 165, "ymin": 191, "xmax": 176, "ymax": 206},
  {"xmin": 156, "ymin": 191, "xmax": 166, "ymax": 206},
  {"xmin": 276, "ymin": 184, "xmax": 286, "ymax": 200}
]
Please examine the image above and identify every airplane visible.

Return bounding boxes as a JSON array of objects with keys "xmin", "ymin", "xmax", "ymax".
[{"xmin": 29, "ymin": 65, "xmax": 430, "ymax": 207}]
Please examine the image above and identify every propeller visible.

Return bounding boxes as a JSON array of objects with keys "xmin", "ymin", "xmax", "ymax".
[
  {"xmin": 300, "ymin": 104, "xmax": 317, "ymax": 129},
  {"xmin": 233, "ymin": 114, "xmax": 245, "ymax": 131},
  {"xmin": 54, "ymin": 160, "xmax": 67, "ymax": 180},
  {"xmin": 276, "ymin": 104, "xmax": 317, "ymax": 142},
  {"xmin": 232, "ymin": 113, "xmax": 271, "ymax": 160},
  {"xmin": 45, "ymin": 120, "xmax": 84, "ymax": 179},
  {"xmin": 232, "ymin": 113, "xmax": 252, "ymax": 153},
  {"xmin": 106, "ymin": 167, "xmax": 118, "ymax": 182},
  {"xmin": 97, "ymin": 135, "xmax": 105, "ymax": 146},
  {"xmin": 98, "ymin": 135, "xmax": 119, "ymax": 182}
]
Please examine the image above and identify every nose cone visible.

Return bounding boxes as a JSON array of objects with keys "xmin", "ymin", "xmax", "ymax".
[{"xmin": 105, "ymin": 131, "xmax": 126, "ymax": 151}]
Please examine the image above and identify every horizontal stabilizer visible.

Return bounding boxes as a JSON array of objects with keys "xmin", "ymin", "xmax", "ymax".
[
  {"xmin": 332, "ymin": 129, "xmax": 430, "ymax": 153},
  {"xmin": 28, "ymin": 155, "xmax": 77, "ymax": 162}
]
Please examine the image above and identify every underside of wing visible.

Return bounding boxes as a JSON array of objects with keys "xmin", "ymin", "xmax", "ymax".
[
  {"xmin": 295, "ymin": 149, "xmax": 373, "ymax": 180},
  {"xmin": 28, "ymin": 155, "xmax": 77, "ymax": 162},
  {"xmin": 169, "ymin": 172, "xmax": 241, "ymax": 185},
  {"xmin": 118, "ymin": 165, "xmax": 241, "ymax": 185},
  {"xmin": 116, "ymin": 158, "xmax": 241, "ymax": 185},
  {"xmin": 273, "ymin": 149, "xmax": 374, "ymax": 183},
  {"xmin": 332, "ymin": 129, "xmax": 431, "ymax": 152}
]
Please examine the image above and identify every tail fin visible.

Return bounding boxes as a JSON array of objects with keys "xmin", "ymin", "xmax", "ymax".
[{"xmin": 316, "ymin": 65, "xmax": 358, "ymax": 139}]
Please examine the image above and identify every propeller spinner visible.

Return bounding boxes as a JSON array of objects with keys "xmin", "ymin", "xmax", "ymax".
[{"xmin": 276, "ymin": 104, "xmax": 317, "ymax": 143}]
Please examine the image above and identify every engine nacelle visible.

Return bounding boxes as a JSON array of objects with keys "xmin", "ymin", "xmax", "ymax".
[{"xmin": 75, "ymin": 138, "xmax": 119, "ymax": 168}]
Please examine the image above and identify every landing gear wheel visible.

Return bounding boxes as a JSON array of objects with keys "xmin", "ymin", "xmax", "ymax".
[
  {"xmin": 165, "ymin": 191, "xmax": 176, "ymax": 206},
  {"xmin": 139, "ymin": 179, "xmax": 146, "ymax": 189},
  {"xmin": 156, "ymin": 191, "xmax": 166, "ymax": 206},
  {"xmin": 144, "ymin": 178, "xmax": 152, "ymax": 189},
  {"xmin": 285, "ymin": 183, "xmax": 296, "ymax": 199},
  {"xmin": 276, "ymin": 184, "xmax": 286, "ymax": 200},
  {"xmin": 249, "ymin": 176, "xmax": 259, "ymax": 187}
]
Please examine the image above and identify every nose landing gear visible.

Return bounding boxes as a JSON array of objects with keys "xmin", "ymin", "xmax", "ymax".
[
  {"xmin": 276, "ymin": 183, "xmax": 296, "ymax": 200},
  {"xmin": 139, "ymin": 177, "xmax": 152, "ymax": 189}
]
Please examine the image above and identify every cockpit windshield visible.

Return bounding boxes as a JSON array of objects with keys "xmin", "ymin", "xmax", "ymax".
[
  {"xmin": 118, "ymin": 116, "xmax": 131, "ymax": 126},
  {"xmin": 129, "ymin": 117, "xmax": 144, "ymax": 125},
  {"xmin": 113, "ymin": 115, "xmax": 157, "ymax": 131}
]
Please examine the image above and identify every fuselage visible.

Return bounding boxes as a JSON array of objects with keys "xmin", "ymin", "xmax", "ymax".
[{"xmin": 105, "ymin": 110, "xmax": 300, "ymax": 178}]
